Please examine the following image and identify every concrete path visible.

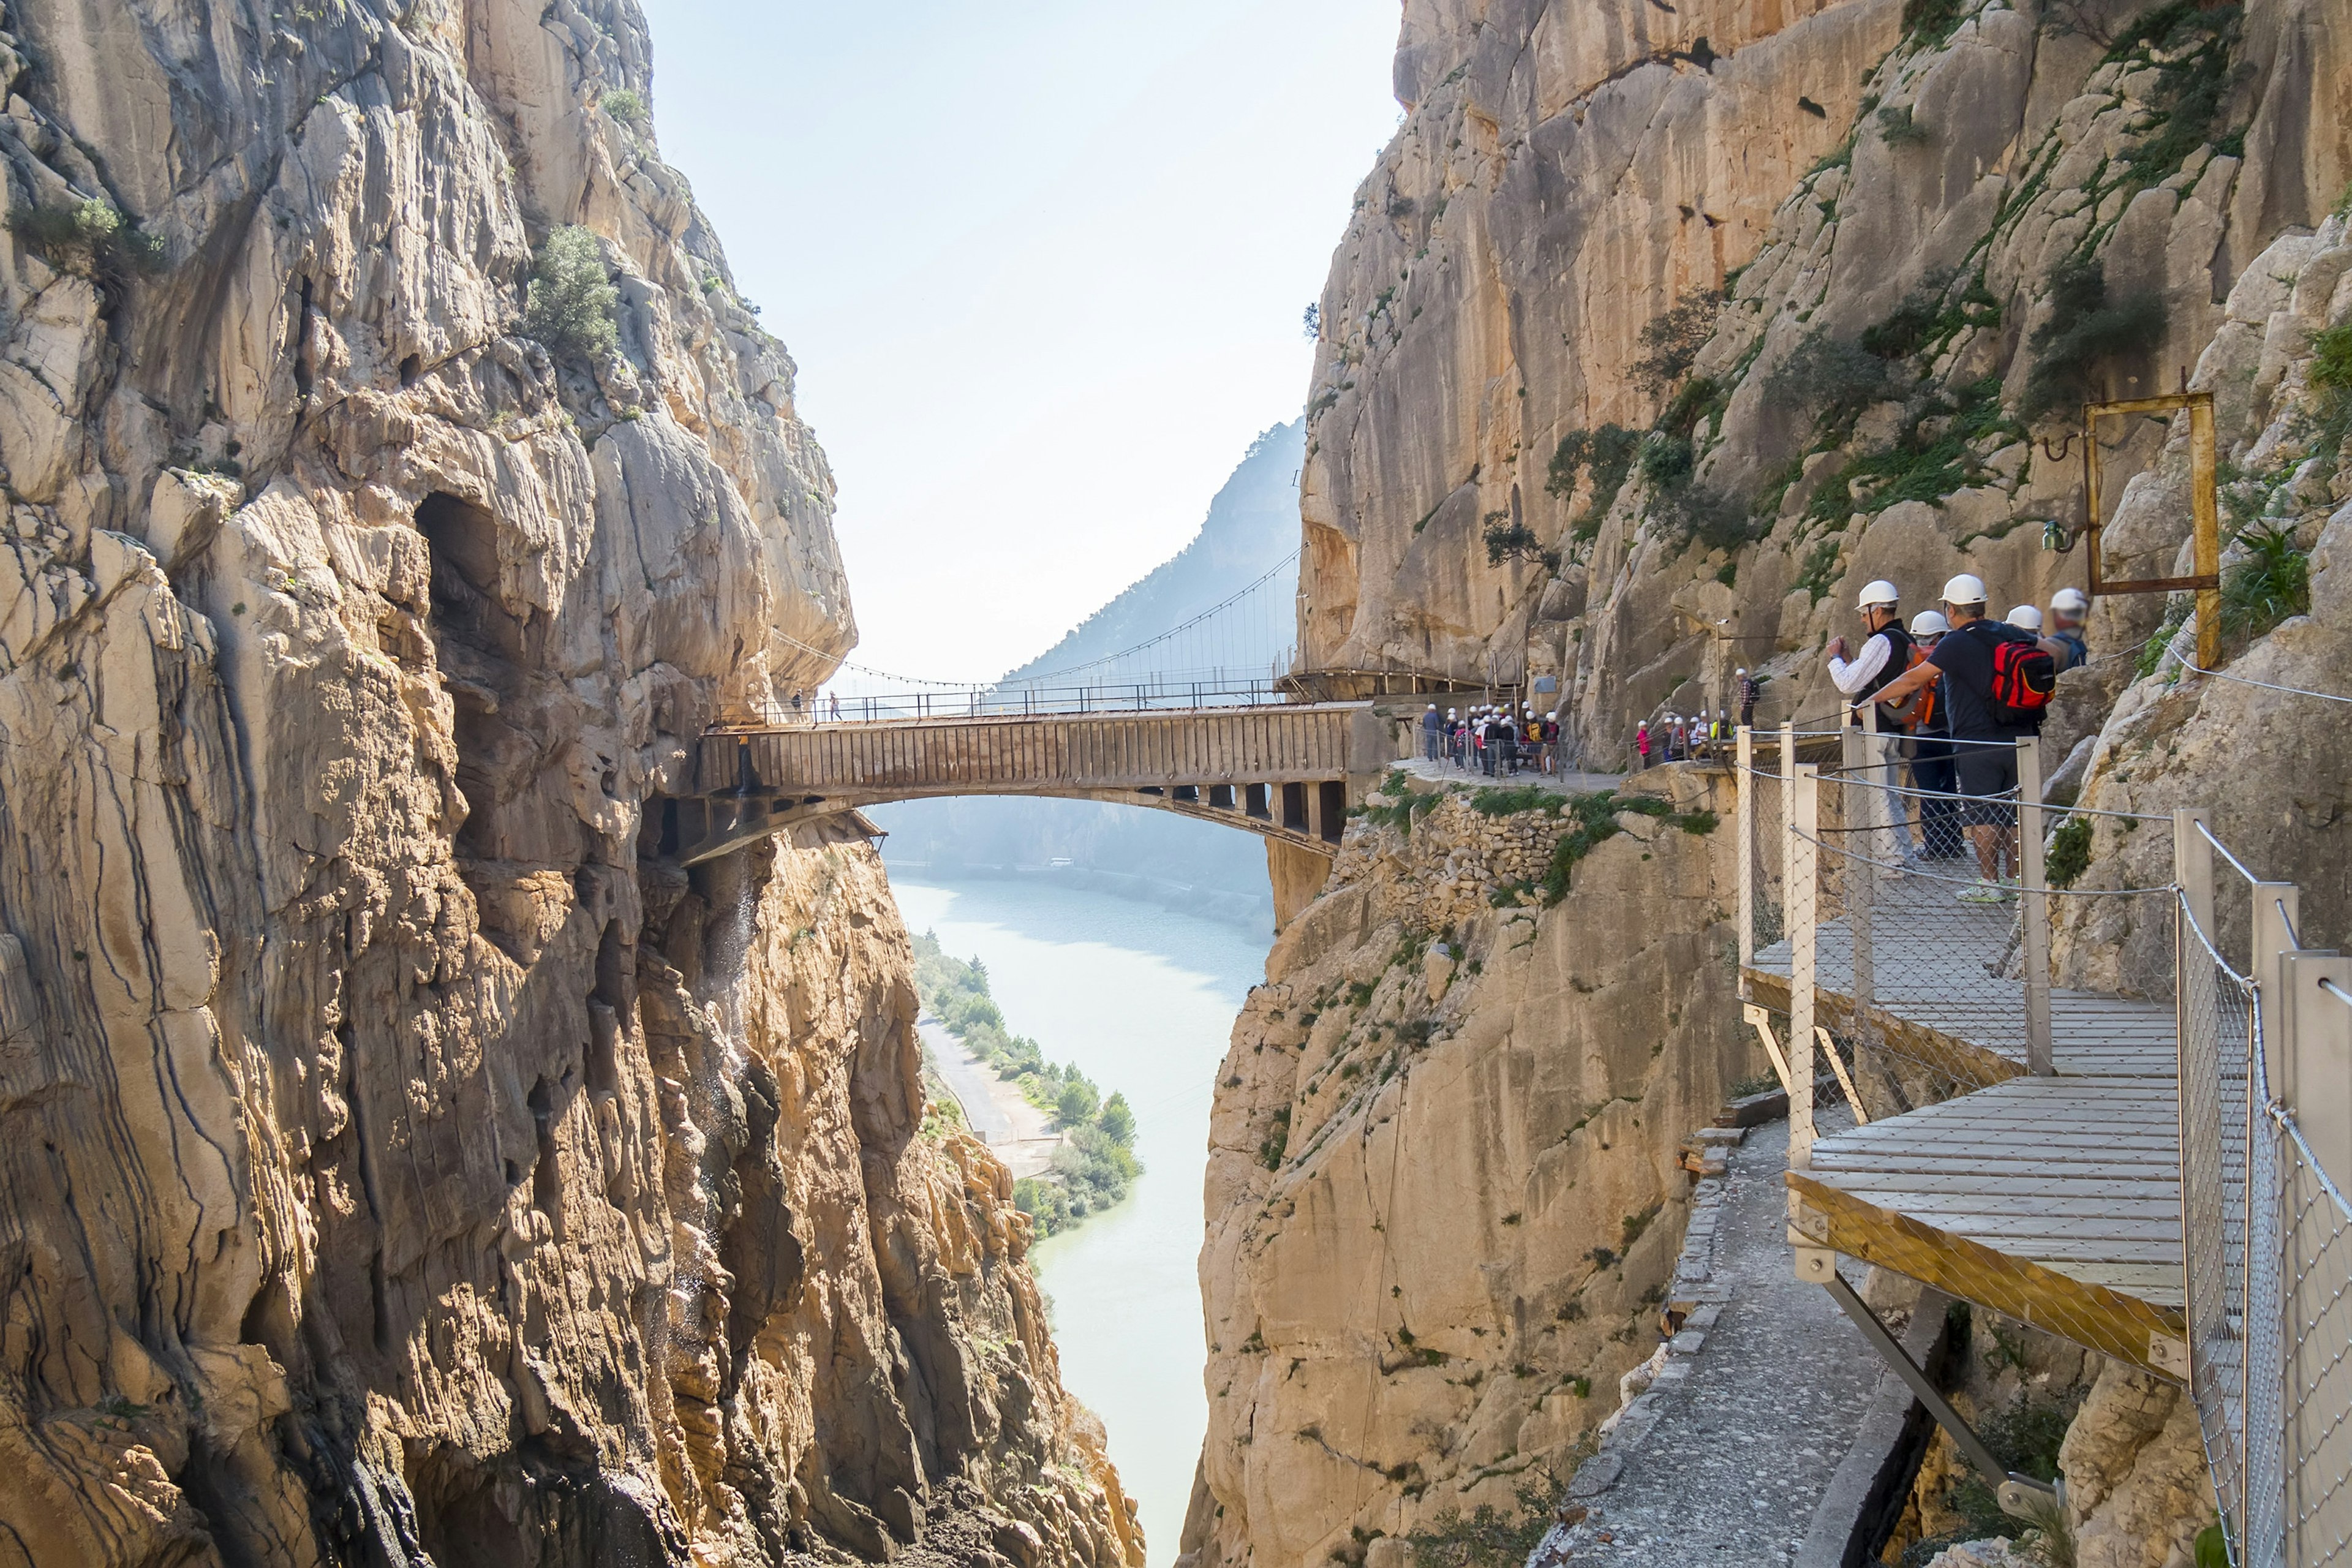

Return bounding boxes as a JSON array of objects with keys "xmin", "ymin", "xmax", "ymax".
[
  {"xmin": 1391, "ymin": 757, "xmax": 1629, "ymax": 796},
  {"xmin": 1535, "ymin": 1111, "xmax": 1883, "ymax": 1566},
  {"xmin": 919, "ymin": 1018, "xmax": 1060, "ymax": 1178}
]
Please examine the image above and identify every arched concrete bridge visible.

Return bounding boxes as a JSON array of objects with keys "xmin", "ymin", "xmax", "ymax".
[{"xmin": 651, "ymin": 702, "xmax": 1395, "ymax": 869}]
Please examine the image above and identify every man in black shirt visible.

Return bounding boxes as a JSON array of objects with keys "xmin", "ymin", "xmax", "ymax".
[{"xmin": 1869, "ymin": 573, "xmax": 2040, "ymax": 902}]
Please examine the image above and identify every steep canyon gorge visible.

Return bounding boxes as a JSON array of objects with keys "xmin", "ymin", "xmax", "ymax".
[
  {"xmin": 6, "ymin": 0, "xmax": 2352, "ymax": 1566},
  {"xmin": 0, "ymin": 2, "xmax": 1136, "ymax": 1565}
]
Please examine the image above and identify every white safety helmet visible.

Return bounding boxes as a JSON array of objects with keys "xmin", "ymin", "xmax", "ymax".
[
  {"xmin": 1910, "ymin": 609, "xmax": 1950, "ymax": 636},
  {"xmin": 1427, "ymin": 703, "xmax": 1438, "ymax": 710},
  {"xmin": 1942, "ymin": 573, "xmax": 1988, "ymax": 607},
  {"xmin": 2050, "ymin": 587, "xmax": 2089, "ymax": 614},
  {"xmin": 2008, "ymin": 605, "xmax": 2044, "ymax": 631},
  {"xmin": 1856, "ymin": 579, "xmax": 1901, "ymax": 609}
]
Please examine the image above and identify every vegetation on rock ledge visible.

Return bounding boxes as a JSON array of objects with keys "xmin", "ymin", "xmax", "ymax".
[{"xmin": 911, "ymin": 930, "xmax": 1141, "ymax": 1235}]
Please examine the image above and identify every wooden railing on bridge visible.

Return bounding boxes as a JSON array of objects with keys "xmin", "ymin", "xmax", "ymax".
[{"xmin": 653, "ymin": 702, "xmax": 1393, "ymax": 867}]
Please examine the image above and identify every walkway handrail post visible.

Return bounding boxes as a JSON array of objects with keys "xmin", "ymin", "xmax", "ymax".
[
  {"xmin": 1790, "ymin": 763, "xmax": 1820, "ymax": 1173},
  {"xmin": 1736, "ymin": 725, "xmax": 1755, "ymax": 995},
  {"xmin": 2282, "ymin": 945, "xmax": 2352, "ymax": 1566},
  {"xmin": 2251, "ymin": 875, "xmax": 2300, "ymax": 1566},
  {"xmin": 2019, "ymin": 736, "xmax": 2052, "ymax": 1076},
  {"xmin": 1844, "ymin": 714, "xmax": 1874, "ymax": 1020}
]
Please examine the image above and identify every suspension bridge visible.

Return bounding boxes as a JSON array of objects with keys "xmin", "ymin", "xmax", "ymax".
[{"xmin": 651, "ymin": 552, "xmax": 1488, "ymax": 874}]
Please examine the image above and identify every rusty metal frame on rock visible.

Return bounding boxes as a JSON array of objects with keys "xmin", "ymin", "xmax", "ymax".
[{"xmin": 2080, "ymin": 390, "xmax": 2220, "ymax": 671}]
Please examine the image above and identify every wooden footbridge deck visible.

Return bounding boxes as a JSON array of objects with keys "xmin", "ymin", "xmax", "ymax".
[
  {"xmin": 1749, "ymin": 880, "xmax": 2189, "ymax": 1383},
  {"xmin": 654, "ymin": 702, "xmax": 1393, "ymax": 866}
]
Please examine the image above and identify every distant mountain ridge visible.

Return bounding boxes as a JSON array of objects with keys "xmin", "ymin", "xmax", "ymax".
[
  {"xmin": 875, "ymin": 418, "xmax": 1306, "ymax": 922},
  {"xmin": 1001, "ymin": 418, "xmax": 1302, "ymax": 686}
]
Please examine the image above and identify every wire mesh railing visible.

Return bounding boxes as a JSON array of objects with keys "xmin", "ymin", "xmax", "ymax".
[{"xmin": 1738, "ymin": 722, "xmax": 2352, "ymax": 1567}]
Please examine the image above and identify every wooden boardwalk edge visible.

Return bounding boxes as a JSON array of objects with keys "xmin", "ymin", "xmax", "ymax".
[{"xmin": 1787, "ymin": 1171, "xmax": 2185, "ymax": 1385}]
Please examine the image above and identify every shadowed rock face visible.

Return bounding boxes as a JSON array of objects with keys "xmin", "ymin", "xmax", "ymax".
[{"xmin": 0, "ymin": 3, "xmax": 1135, "ymax": 1565}]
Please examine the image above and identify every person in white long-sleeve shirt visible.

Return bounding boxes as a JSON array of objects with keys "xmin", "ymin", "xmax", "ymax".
[
  {"xmin": 1823, "ymin": 578, "xmax": 1918, "ymax": 858},
  {"xmin": 1825, "ymin": 579, "xmax": 1912, "ymax": 706}
]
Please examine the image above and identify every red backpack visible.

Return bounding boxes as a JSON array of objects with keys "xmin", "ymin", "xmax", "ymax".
[{"xmin": 1978, "ymin": 623, "xmax": 2058, "ymax": 725}]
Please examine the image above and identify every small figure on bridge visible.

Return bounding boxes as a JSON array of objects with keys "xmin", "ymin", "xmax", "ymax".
[
  {"xmin": 829, "ymin": 693, "xmax": 842, "ymax": 722},
  {"xmin": 1636, "ymin": 720, "xmax": 1651, "ymax": 769},
  {"xmin": 1736, "ymin": 667, "xmax": 1759, "ymax": 728},
  {"xmin": 2045, "ymin": 587, "xmax": 2090, "ymax": 672},
  {"xmin": 1422, "ymin": 703, "xmax": 1442, "ymax": 762}
]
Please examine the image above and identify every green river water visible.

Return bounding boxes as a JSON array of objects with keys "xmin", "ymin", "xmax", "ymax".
[{"xmin": 889, "ymin": 879, "xmax": 1266, "ymax": 1567}]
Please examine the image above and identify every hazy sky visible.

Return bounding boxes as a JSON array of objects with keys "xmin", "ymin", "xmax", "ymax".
[{"xmin": 635, "ymin": 1, "xmax": 1404, "ymax": 685}]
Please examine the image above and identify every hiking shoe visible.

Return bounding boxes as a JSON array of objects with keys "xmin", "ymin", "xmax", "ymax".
[{"xmin": 1956, "ymin": 878, "xmax": 2006, "ymax": 905}]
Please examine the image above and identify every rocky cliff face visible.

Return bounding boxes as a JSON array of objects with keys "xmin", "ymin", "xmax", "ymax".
[
  {"xmin": 0, "ymin": 2, "xmax": 1131, "ymax": 1565},
  {"xmin": 1246, "ymin": 2, "xmax": 2352, "ymax": 1566},
  {"xmin": 1301, "ymin": 0, "xmax": 2348, "ymax": 750},
  {"xmin": 1181, "ymin": 774, "xmax": 1753, "ymax": 1567}
]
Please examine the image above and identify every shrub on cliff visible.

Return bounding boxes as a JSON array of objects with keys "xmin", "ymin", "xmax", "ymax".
[
  {"xmin": 1632, "ymin": 288, "xmax": 1724, "ymax": 394},
  {"xmin": 2021, "ymin": 257, "xmax": 2165, "ymax": 420},
  {"xmin": 524, "ymin": 225, "xmax": 620, "ymax": 362},
  {"xmin": 7, "ymin": 196, "xmax": 166, "ymax": 280},
  {"xmin": 600, "ymin": 88, "xmax": 648, "ymax": 129}
]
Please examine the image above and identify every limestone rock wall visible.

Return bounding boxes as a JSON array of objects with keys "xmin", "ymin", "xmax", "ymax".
[
  {"xmin": 1180, "ymin": 769, "xmax": 1755, "ymax": 1568},
  {"xmin": 0, "ymin": 2, "xmax": 1130, "ymax": 1564},
  {"xmin": 1300, "ymin": 0, "xmax": 2350, "ymax": 758}
]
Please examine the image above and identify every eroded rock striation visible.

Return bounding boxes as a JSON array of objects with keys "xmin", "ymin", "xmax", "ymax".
[
  {"xmin": 0, "ymin": 2, "xmax": 1133, "ymax": 1564},
  {"xmin": 1183, "ymin": 772, "xmax": 1751, "ymax": 1566}
]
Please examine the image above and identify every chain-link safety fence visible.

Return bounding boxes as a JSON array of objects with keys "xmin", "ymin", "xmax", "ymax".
[{"xmin": 1735, "ymin": 722, "xmax": 2352, "ymax": 1567}]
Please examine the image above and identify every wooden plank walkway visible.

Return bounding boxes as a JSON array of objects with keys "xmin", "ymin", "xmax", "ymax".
[{"xmin": 1751, "ymin": 880, "xmax": 2188, "ymax": 1383}]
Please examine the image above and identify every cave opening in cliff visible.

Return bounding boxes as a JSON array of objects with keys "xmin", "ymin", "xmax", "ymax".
[{"xmin": 417, "ymin": 491, "xmax": 529, "ymax": 864}]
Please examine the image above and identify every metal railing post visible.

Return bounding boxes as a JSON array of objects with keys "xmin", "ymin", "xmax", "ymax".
[
  {"xmin": 2282, "ymin": 948, "xmax": 2352, "ymax": 1567},
  {"xmin": 1844, "ymin": 717, "xmax": 1874, "ymax": 1022},
  {"xmin": 2019, "ymin": 737, "xmax": 2051, "ymax": 1076},
  {"xmin": 1791, "ymin": 763, "xmax": 1820, "ymax": 1172},
  {"xmin": 2251, "ymin": 877, "xmax": 2299, "ymax": 1567},
  {"xmin": 1737, "ymin": 725, "xmax": 1755, "ymax": 994}
]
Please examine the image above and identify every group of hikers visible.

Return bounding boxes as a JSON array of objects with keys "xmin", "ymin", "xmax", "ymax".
[
  {"xmin": 1740, "ymin": 573, "xmax": 2087, "ymax": 903},
  {"xmin": 1634, "ymin": 709, "xmax": 1738, "ymax": 767},
  {"xmin": 1420, "ymin": 704, "xmax": 1567, "ymax": 777}
]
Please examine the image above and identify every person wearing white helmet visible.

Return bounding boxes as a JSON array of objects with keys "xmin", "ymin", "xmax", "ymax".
[
  {"xmin": 2007, "ymin": 604, "xmax": 2043, "ymax": 631},
  {"xmin": 1827, "ymin": 578, "xmax": 1920, "ymax": 857},
  {"xmin": 1422, "ymin": 703, "xmax": 1443, "ymax": 762},
  {"xmin": 1871, "ymin": 573, "xmax": 2057, "ymax": 901},
  {"xmin": 1735, "ymin": 668, "xmax": 1759, "ymax": 728},
  {"xmin": 1826, "ymin": 579, "xmax": 1917, "ymax": 723},
  {"xmin": 1902, "ymin": 609, "xmax": 1964, "ymax": 859},
  {"xmin": 2045, "ymin": 587, "xmax": 2090, "ymax": 671}
]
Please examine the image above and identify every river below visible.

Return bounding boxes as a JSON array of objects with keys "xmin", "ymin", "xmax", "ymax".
[{"xmin": 889, "ymin": 878, "xmax": 1267, "ymax": 1567}]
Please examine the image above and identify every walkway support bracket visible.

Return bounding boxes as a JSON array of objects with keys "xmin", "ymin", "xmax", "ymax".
[{"xmin": 1812, "ymin": 1266, "xmax": 2060, "ymax": 1521}]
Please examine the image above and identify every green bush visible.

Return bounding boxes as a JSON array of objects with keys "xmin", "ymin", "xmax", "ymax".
[
  {"xmin": 1055, "ymin": 1077, "xmax": 1101, "ymax": 1128},
  {"xmin": 2046, "ymin": 816, "xmax": 2093, "ymax": 889},
  {"xmin": 2021, "ymin": 256, "xmax": 2166, "ymax": 420},
  {"xmin": 1099, "ymin": 1091, "xmax": 1136, "ymax": 1145},
  {"xmin": 1769, "ymin": 332, "xmax": 1902, "ymax": 424},
  {"xmin": 1483, "ymin": 518, "xmax": 1553, "ymax": 569},
  {"xmin": 1657, "ymin": 483, "xmax": 1762, "ymax": 554},
  {"xmin": 2218, "ymin": 523, "xmax": 2310, "ymax": 640},
  {"xmin": 523, "ymin": 225, "xmax": 620, "ymax": 361},
  {"xmin": 600, "ymin": 88, "xmax": 648, "ymax": 127},
  {"xmin": 1638, "ymin": 430, "xmax": 1694, "ymax": 489},
  {"xmin": 1877, "ymin": 104, "xmax": 1933, "ymax": 146},
  {"xmin": 1902, "ymin": 0, "xmax": 1969, "ymax": 42},
  {"xmin": 7, "ymin": 197, "xmax": 166, "ymax": 279},
  {"xmin": 1660, "ymin": 375, "xmax": 1721, "ymax": 436},
  {"xmin": 1631, "ymin": 288, "xmax": 1724, "ymax": 393},
  {"xmin": 2310, "ymin": 320, "xmax": 2352, "ymax": 395},
  {"xmin": 1547, "ymin": 424, "xmax": 1641, "ymax": 545},
  {"xmin": 2106, "ymin": 2, "xmax": 2241, "ymax": 189}
]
